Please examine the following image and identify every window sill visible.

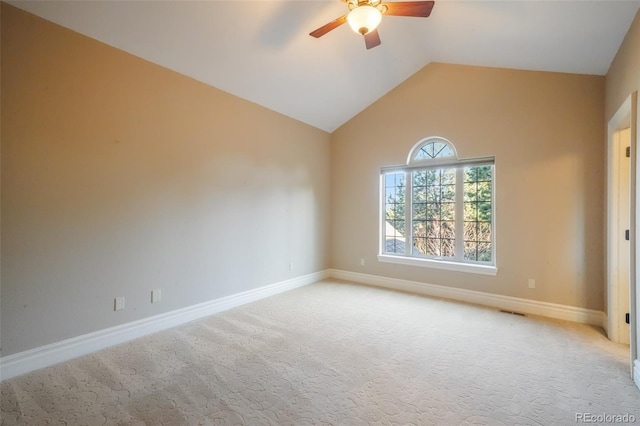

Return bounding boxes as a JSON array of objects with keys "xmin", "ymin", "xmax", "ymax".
[{"xmin": 377, "ymin": 254, "xmax": 498, "ymax": 276}]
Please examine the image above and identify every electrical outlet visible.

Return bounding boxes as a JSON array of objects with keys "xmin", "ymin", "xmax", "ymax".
[
  {"xmin": 289, "ymin": 261, "xmax": 294, "ymax": 271},
  {"xmin": 360, "ymin": 258, "xmax": 365, "ymax": 266},
  {"xmin": 528, "ymin": 279, "xmax": 536, "ymax": 289},
  {"xmin": 114, "ymin": 297, "xmax": 125, "ymax": 311},
  {"xmin": 151, "ymin": 289, "xmax": 161, "ymax": 303}
]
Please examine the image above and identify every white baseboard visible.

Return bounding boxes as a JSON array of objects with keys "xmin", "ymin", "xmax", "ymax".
[
  {"xmin": 0, "ymin": 270, "xmax": 328, "ymax": 382},
  {"xmin": 635, "ymin": 359, "xmax": 640, "ymax": 390},
  {"xmin": 328, "ymin": 269, "xmax": 606, "ymax": 327},
  {"xmin": 0, "ymin": 269, "xmax": 609, "ymax": 382}
]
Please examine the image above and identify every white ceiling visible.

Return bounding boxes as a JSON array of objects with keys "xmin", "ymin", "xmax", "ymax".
[{"xmin": 11, "ymin": 0, "xmax": 640, "ymax": 132}]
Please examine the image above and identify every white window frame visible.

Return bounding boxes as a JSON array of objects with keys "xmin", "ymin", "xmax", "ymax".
[{"xmin": 378, "ymin": 137, "xmax": 498, "ymax": 276}]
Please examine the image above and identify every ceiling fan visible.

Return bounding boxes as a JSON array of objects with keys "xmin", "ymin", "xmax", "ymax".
[{"xmin": 309, "ymin": 0, "xmax": 435, "ymax": 50}]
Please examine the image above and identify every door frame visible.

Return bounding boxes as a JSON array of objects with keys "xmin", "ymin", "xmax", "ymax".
[
  {"xmin": 607, "ymin": 92, "xmax": 637, "ymax": 365},
  {"xmin": 605, "ymin": 92, "xmax": 640, "ymax": 374}
]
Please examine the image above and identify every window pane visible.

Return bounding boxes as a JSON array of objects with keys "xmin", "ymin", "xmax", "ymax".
[
  {"xmin": 386, "ymin": 239, "xmax": 404, "ymax": 254},
  {"xmin": 413, "ymin": 222, "xmax": 427, "ymax": 255},
  {"xmin": 464, "ymin": 242, "xmax": 478, "ymax": 261},
  {"xmin": 434, "ymin": 143, "xmax": 454, "ymax": 158},
  {"xmin": 464, "ymin": 202, "xmax": 477, "ymax": 221},
  {"xmin": 464, "ymin": 221, "xmax": 477, "ymax": 241},
  {"xmin": 462, "ymin": 165, "xmax": 493, "ymax": 263},
  {"xmin": 414, "ymin": 167, "xmax": 457, "ymax": 259},
  {"xmin": 412, "ymin": 140, "xmax": 455, "ymax": 162},
  {"xmin": 425, "ymin": 238, "xmax": 439, "ymax": 257},
  {"xmin": 386, "ymin": 186, "xmax": 399, "ymax": 203},
  {"xmin": 464, "ymin": 167, "xmax": 477, "ymax": 182},
  {"xmin": 384, "ymin": 173, "xmax": 406, "ymax": 254},
  {"xmin": 440, "ymin": 203, "xmax": 455, "ymax": 221},
  {"xmin": 441, "ymin": 184, "xmax": 455, "ymax": 202},
  {"xmin": 385, "ymin": 173, "xmax": 397, "ymax": 187},
  {"xmin": 414, "ymin": 148, "xmax": 429, "ymax": 160},
  {"xmin": 476, "ymin": 166, "xmax": 492, "ymax": 181},
  {"xmin": 464, "ymin": 182, "xmax": 477, "ymax": 202},
  {"xmin": 477, "ymin": 222, "xmax": 492, "ymax": 242},
  {"xmin": 413, "ymin": 237, "xmax": 426, "ymax": 255},
  {"xmin": 440, "ymin": 168, "xmax": 456, "ymax": 185},
  {"xmin": 413, "ymin": 203, "xmax": 426, "ymax": 220},
  {"xmin": 423, "ymin": 220, "xmax": 434, "ymax": 239},
  {"xmin": 385, "ymin": 220, "xmax": 405, "ymax": 254},
  {"xmin": 477, "ymin": 181, "xmax": 492, "ymax": 201},
  {"xmin": 413, "ymin": 185, "xmax": 426, "ymax": 204},
  {"xmin": 477, "ymin": 202, "xmax": 492, "ymax": 222},
  {"xmin": 441, "ymin": 221, "xmax": 456, "ymax": 240},
  {"xmin": 428, "ymin": 222, "xmax": 443, "ymax": 256},
  {"xmin": 442, "ymin": 239, "xmax": 456, "ymax": 257},
  {"xmin": 386, "ymin": 201, "xmax": 404, "ymax": 225},
  {"xmin": 477, "ymin": 242, "xmax": 492, "ymax": 262}
]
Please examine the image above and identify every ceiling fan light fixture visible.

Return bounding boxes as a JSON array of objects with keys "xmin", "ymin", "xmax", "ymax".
[{"xmin": 347, "ymin": 5, "xmax": 382, "ymax": 35}]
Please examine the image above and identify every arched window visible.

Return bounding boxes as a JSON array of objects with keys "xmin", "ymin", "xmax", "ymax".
[
  {"xmin": 409, "ymin": 137, "xmax": 457, "ymax": 163},
  {"xmin": 380, "ymin": 137, "xmax": 497, "ymax": 275}
]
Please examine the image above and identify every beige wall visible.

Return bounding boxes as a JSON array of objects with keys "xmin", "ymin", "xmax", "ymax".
[
  {"xmin": 331, "ymin": 63, "xmax": 605, "ymax": 310},
  {"xmin": 606, "ymin": 11, "xmax": 640, "ymax": 123},
  {"xmin": 0, "ymin": 4, "xmax": 330, "ymax": 356},
  {"xmin": 606, "ymin": 9, "xmax": 640, "ymax": 370}
]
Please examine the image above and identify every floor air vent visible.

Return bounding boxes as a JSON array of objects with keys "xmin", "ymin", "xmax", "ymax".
[{"xmin": 499, "ymin": 309, "xmax": 526, "ymax": 316}]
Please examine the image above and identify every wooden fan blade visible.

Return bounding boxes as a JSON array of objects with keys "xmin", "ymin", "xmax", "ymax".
[
  {"xmin": 365, "ymin": 29, "xmax": 381, "ymax": 49},
  {"xmin": 383, "ymin": 1, "xmax": 435, "ymax": 17},
  {"xmin": 309, "ymin": 15, "xmax": 348, "ymax": 38}
]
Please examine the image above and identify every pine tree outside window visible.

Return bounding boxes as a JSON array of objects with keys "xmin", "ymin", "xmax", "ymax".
[{"xmin": 379, "ymin": 137, "xmax": 497, "ymax": 275}]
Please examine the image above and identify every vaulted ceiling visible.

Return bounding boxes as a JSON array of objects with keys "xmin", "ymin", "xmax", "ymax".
[{"xmin": 10, "ymin": 1, "xmax": 640, "ymax": 132}]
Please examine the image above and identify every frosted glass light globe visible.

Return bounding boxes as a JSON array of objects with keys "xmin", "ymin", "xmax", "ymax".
[{"xmin": 347, "ymin": 5, "xmax": 382, "ymax": 35}]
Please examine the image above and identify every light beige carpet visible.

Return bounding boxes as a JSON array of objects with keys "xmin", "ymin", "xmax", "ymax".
[{"xmin": 1, "ymin": 280, "xmax": 638, "ymax": 425}]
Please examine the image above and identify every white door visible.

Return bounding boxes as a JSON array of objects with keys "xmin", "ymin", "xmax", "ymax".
[{"xmin": 616, "ymin": 127, "xmax": 632, "ymax": 345}]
